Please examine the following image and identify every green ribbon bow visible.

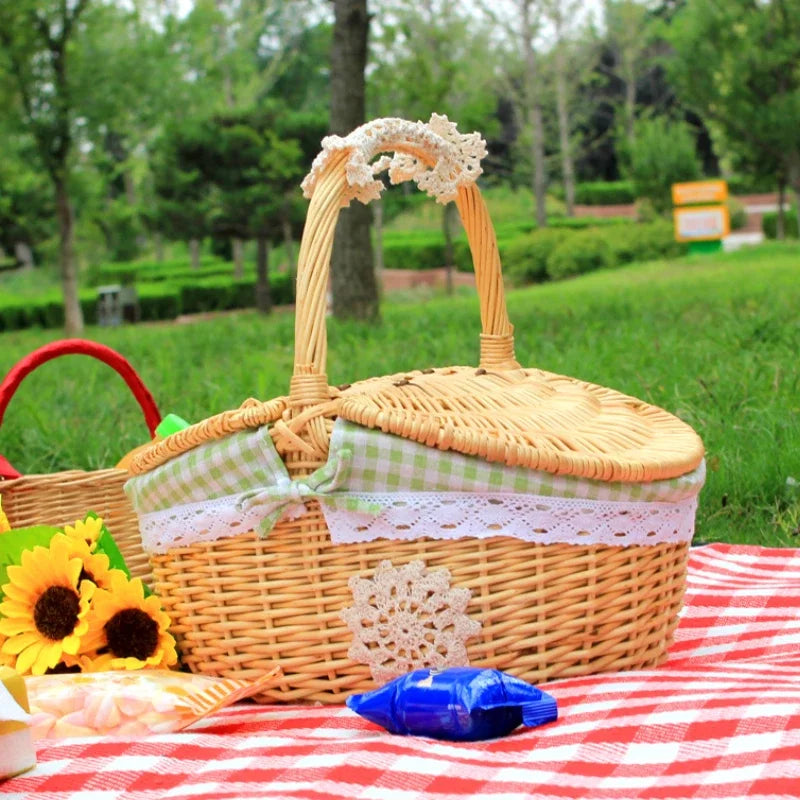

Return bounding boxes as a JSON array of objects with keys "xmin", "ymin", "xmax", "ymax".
[{"xmin": 237, "ymin": 447, "xmax": 383, "ymax": 536}]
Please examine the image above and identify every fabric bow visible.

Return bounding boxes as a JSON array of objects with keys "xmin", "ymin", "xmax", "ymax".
[{"xmin": 237, "ymin": 448, "xmax": 382, "ymax": 536}]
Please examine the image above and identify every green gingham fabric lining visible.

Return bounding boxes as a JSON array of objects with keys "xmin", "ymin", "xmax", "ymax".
[
  {"xmin": 125, "ymin": 418, "xmax": 704, "ymax": 552},
  {"xmin": 125, "ymin": 425, "xmax": 283, "ymax": 513},
  {"xmin": 332, "ymin": 421, "xmax": 705, "ymax": 502}
]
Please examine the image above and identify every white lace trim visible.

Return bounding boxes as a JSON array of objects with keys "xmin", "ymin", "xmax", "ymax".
[
  {"xmin": 139, "ymin": 488, "xmax": 697, "ymax": 554},
  {"xmin": 301, "ymin": 114, "xmax": 486, "ymax": 206},
  {"xmin": 323, "ymin": 491, "xmax": 698, "ymax": 547}
]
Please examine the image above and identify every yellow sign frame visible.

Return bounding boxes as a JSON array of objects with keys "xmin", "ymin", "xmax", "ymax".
[
  {"xmin": 673, "ymin": 205, "xmax": 730, "ymax": 242},
  {"xmin": 671, "ymin": 180, "xmax": 728, "ymax": 206}
]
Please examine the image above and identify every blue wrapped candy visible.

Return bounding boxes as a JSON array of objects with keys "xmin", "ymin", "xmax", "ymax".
[{"xmin": 346, "ymin": 667, "xmax": 558, "ymax": 741}]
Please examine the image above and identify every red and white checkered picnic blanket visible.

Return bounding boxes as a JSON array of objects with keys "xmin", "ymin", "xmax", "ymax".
[{"xmin": 3, "ymin": 544, "xmax": 800, "ymax": 800}]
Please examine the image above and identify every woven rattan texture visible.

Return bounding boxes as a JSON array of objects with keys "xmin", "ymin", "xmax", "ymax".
[
  {"xmin": 0, "ymin": 469, "xmax": 151, "ymax": 583},
  {"xmin": 150, "ymin": 506, "xmax": 689, "ymax": 703},
  {"xmin": 134, "ymin": 117, "xmax": 703, "ymax": 702},
  {"xmin": 339, "ymin": 366, "xmax": 704, "ymax": 482}
]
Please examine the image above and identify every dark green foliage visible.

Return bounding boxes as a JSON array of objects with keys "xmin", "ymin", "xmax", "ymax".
[
  {"xmin": 573, "ymin": 181, "xmax": 636, "ymax": 205},
  {"xmin": 547, "ymin": 230, "xmax": 615, "ymax": 280},
  {"xmin": 501, "ymin": 229, "xmax": 570, "ymax": 286},
  {"xmin": 762, "ymin": 208, "xmax": 799, "ymax": 239},
  {"xmin": 0, "ymin": 272, "xmax": 295, "ymax": 331}
]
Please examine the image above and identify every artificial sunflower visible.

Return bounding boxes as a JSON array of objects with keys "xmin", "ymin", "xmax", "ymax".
[
  {"xmin": 63, "ymin": 515, "xmax": 104, "ymax": 551},
  {"xmin": 81, "ymin": 571, "xmax": 177, "ymax": 671},
  {"xmin": 0, "ymin": 534, "xmax": 95, "ymax": 675},
  {"xmin": 60, "ymin": 532, "xmax": 121, "ymax": 592}
]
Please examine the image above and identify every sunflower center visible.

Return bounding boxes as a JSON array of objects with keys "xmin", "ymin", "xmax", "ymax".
[
  {"xmin": 33, "ymin": 586, "xmax": 81, "ymax": 641},
  {"xmin": 104, "ymin": 609, "xmax": 159, "ymax": 660}
]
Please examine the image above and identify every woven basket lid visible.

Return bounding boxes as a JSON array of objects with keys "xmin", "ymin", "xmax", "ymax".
[{"xmin": 338, "ymin": 365, "xmax": 704, "ymax": 483}]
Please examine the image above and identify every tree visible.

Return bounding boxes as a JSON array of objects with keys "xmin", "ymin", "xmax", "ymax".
[
  {"xmin": 329, "ymin": 0, "xmax": 379, "ymax": 321},
  {"xmin": 542, "ymin": 0, "xmax": 587, "ymax": 215},
  {"xmin": 368, "ymin": 0, "xmax": 499, "ymax": 291},
  {"xmin": 627, "ymin": 116, "xmax": 699, "ymax": 213},
  {"xmin": 150, "ymin": 121, "xmax": 214, "ymax": 270},
  {"xmin": 665, "ymin": 0, "xmax": 800, "ymax": 232},
  {"xmin": 604, "ymin": 0, "xmax": 652, "ymax": 152},
  {"xmin": 0, "ymin": 133, "xmax": 53, "ymax": 267},
  {"xmin": 0, "ymin": 0, "xmax": 92, "ymax": 333}
]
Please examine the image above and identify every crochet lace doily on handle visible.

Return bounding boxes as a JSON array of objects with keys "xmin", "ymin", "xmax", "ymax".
[
  {"xmin": 300, "ymin": 114, "xmax": 487, "ymax": 207},
  {"xmin": 323, "ymin": 491, "xmax": 699, "ymax": 548}
]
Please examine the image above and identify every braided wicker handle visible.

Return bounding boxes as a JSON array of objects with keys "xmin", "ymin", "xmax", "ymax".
[
  {"xmin": 0, "ymin": 339, "xmax": 161, "ymax": 476},
  {"xmin": 291, "ymin": 115, "xmax": 519, "ymax": 412}
]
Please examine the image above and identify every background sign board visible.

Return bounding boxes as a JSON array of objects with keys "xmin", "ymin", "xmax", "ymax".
[
  {"xmin": 673, "ymin": 205, "xmax": 730, "ymax": 242},
  {"xmin": 672, "ymin": 179, "xmax": 728, "ymax": 206}
]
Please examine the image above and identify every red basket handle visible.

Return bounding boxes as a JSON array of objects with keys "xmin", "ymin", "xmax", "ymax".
[{"xmin": 0, "ymin": 339, "xmax": 161, "ymax": 478}]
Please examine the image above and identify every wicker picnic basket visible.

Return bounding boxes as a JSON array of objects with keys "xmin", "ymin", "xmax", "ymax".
[
  {"xmin": 126, "ymin": 115, "xmax": 705, "ymax": 703},
  {"xmin": 0, "ymin": 339, "xmax": 160, "ymax": 583}
]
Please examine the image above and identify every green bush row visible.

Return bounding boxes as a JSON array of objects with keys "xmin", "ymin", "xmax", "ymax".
[
  {"xmin": 380, "ymin": 216, "xmax": 631, "ymax": 273},
  {"xmin": 0, "ymin": 273, "xmax": 294, "ymax": 332},
  {"xmin": 573, "ymin": 181, "xmax": 636, "ymax": 206},
  {"xmin": 89, "ymin": 256, "xmax": 236, "ymax": 286},
  {"xmin": 762, "ymin": 208, "xmax": 799, "ymax": 239},
  {"xmin": 501, "ymin": 220, "xmax": 688, "ymax": 285}
]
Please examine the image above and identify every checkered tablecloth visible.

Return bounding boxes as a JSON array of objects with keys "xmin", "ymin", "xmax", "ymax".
[{"xmin": 3, "ymin": 543, "xmax": 799, "ymax": 800}]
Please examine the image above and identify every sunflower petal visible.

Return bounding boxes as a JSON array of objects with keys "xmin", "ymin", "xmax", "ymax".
[
  {"xmin": 15, "ymin": 641, "xmax": 44, "ymax": 675},
  {"xmin": 0, "ymin": 618, "xmax": 37, "ymax": 639}
]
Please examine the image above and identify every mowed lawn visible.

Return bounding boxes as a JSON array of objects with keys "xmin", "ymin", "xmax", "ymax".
[{"xmin": 1, "ymin": 241, "xmax": 799, "ymax": 546}]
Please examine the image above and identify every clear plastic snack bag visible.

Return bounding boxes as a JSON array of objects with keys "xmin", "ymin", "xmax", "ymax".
[{"xmin": 26, "ymin": 667, "xmax": 280, "ymax": 739}]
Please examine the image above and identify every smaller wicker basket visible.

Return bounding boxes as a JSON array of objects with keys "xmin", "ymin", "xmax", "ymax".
[{"xmin": 0, "ymin": 339, "xmax": 159, "ymax": 583}]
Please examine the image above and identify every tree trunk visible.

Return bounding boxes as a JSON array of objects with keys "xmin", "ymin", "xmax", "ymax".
[
  {"xmin": 442, "ymin": 202, "xmax": 457, "ymax": 295},
  {"xmin": 373, "ymin": 196, "xmax": 384, "ymax": 291},
  {"xmin": 189, "ymin": 238, "xmax": 201, "ymax": 269},
  {"xmin": 623, "ymin": 62, "xmax": 636, "ymax": 147},
  {"xmin": 55, "ymin": 177, "xmax": 83, "ymax": 335},
  {"xmin": 256, "ymin": 236, "xmax": 272, "ymax": 314},
  {"xmin": 521, "ymin": 0, "xmax": 547, "ymax": 227},
  {"xmin": 554, "ymin": 44, "xmax": 575, "ymax": 216},
  {"xmin": 281, "ymin": 215, "xmax": 296, "ymax": 280},
  {"xmin": 777, "ymin": 179, "xmax": 786, "ymax": 240},
  {"xmin": 232, "ymin": 237, "xmax": 244, "ymax": 278},
  {"xmin": 330, "ymin": 0, "xmax": 379, "ymax": 321}
]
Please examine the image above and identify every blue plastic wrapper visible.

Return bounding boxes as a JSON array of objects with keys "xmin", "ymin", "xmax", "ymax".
[{"xmin": 346, "ymin": 667, "xmax": 558, "ymax": 741}]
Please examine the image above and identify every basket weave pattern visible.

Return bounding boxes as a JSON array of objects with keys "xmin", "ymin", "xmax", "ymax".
[{"xmin": 132, "ymin": 117, "xmax": 703, "ymax": 703}]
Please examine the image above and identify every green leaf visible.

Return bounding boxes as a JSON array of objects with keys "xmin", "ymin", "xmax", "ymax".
[{"xmin": 0, "ymin": 526, "xmax": 61, "ymax": 596}]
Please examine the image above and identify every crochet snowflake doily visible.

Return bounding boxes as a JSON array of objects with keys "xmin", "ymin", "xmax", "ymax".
[
  {"xmin": 341, "ymin": 559, "xmax": 482, "ymax": 684},
  {"xmin": 301, "ymin": 114, "xmax": 487, "ymax": 207}
]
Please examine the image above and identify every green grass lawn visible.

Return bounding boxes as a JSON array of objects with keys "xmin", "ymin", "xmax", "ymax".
[{"xmin": 2, "ymin": 241, "xmax": 799, "ymax": 546}]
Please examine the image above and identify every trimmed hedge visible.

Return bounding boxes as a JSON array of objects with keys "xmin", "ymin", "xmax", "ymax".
[
  {"xmin": 502, "ymin": 229, "xmax": 570, "ymax": 286},
  {"xmin": 497, "ymin": 220, "xmax": 687, "ymax": 287},
  {"xmin": 573, "ymin": 181, "xmax": 636, "ymax": 206},
  {"xmin": 762, "ymin": 208, "xmax": 799, "ymax": 239},
  {"xmin": 90, "ymin": 256, "xmax": 236, "ymax": 286},
  {"xmin": 380, "ymin": 216, "xmax": 630, "ymax": 273},
  {"xmin": 547, "ymin": 230, "xmax": 615, "ymax": 280},
  {"xmin": 0, "ymin": 272, "xmax": 294, "ymax": 332}
]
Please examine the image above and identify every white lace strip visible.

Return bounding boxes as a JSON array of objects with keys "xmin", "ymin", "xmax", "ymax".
[
  {"xmin": 139, "ymin": 488, "xmax": 698, "ymax": 554},
  {"xmin": 322, "ymin": 491, "xmax": 698, "ymax": 547}
]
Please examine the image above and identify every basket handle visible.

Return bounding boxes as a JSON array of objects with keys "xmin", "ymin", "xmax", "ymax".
[
  {"xmin": 0, "ymin": 339, "xmax": 162, "ymax": 469},
  {"xmin": 291, "ymin": 115, "xmax": 519, "ymax": 412}
]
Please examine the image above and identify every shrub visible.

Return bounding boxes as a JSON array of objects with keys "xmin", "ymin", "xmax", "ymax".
[
  {"xmin": 547, "ymin": 230, "xmax": 615, "ymax": 280},
  {"xmin": 726, "ymin": 175, "xmax": 775, "ymax": 195},
  {"xmin": 501, "ymin": 229, "xmax": 570, "ymax": 286},
  {"xmin": 762, "ymin": 207, "xmax": 799, "ymax": 239},
  {"xmin": 599, "ymin": 220, "xmax": 687, "ymax": 264},
  {"xmin": 574, "ymin": 181, "xmax": 636, "ymax": 206},
  {"xmin": 727, "ymin": 198, "xmax": 747, "ymax": 232},
  {"xmin": 136, "ymin": 283, "xmax": 182, "ymax": 321}
]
